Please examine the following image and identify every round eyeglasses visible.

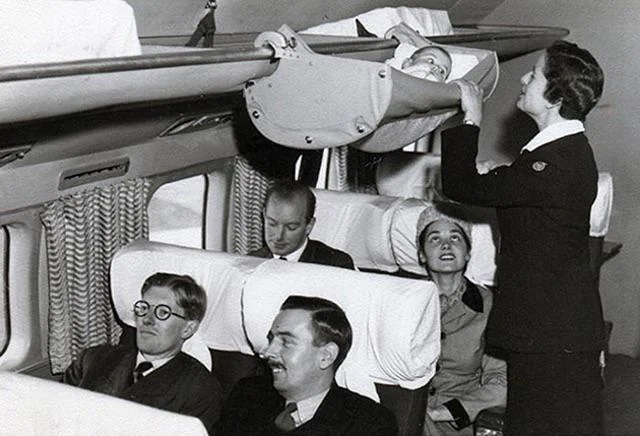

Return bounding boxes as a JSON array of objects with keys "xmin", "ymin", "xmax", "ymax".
[{"xmin": 133, "ymin": 300, "xmax": 186, "ymax": 321}]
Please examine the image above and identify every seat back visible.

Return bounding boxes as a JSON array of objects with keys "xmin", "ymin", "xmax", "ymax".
[
  {"xmin": 1, "ymin": 372, "xmax": 208, "ymax": 435},
  {"xmin": 111, "ymin": 240, "xmax": 265, "ymax": 371},
  {"xmin": 110, "ymin": 240, "xmax": 440, "ymax": 435},
  {"xmin": 241, "ymin": 259, "xmax": 440, "ymax": 436},
  {"xmin": 311, "ymin": 189, "xmax": 500, "ymax": 286},
  {"xmin": 314, "ymin": 171, "xmax": 614, "ymax": 284}
]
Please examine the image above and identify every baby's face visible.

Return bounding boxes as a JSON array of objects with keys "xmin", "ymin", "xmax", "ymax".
[{"xmin": 401, "ymin": 48, "xmax": 452, "ymax": 82}]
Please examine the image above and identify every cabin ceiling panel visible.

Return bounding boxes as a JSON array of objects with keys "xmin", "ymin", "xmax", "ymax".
[
  {"xmin": 128, "ymin": 0, "xmax": 504, "ymax": 36},
  {"xmin": 448, "ymin": 0, "xmax": 508, "ymax": 24}
]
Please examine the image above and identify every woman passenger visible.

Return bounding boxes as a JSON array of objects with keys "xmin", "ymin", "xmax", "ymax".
[
  {"xmin": 443, "ymin": 41, "xmax": 605, "ymax": 434},
  {"xmin": 416, "ymin": 204, "xmax": 506, "ymax": 436}
]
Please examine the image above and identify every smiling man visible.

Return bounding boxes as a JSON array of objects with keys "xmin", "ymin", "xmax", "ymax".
[
  {"xmin": 217, "ymin": 295, "xmax": 397, "ymax": 435},
  {"xmin": 64, "ymin": 272, "xmax": 222, "ymax": 434},
  {"xmin": 248, "ymin": 180, "xmax": 355, "ymax": 269}
]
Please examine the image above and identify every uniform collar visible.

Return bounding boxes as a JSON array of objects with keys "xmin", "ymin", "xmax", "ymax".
[{"xmin": 521, "ymin": 119, "xmax": 584, "ymax": 154}]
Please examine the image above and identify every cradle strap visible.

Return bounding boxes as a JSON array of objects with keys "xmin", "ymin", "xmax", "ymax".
[{"xmin": 244, "ymin": 24, "xmax": 393, "ymax": 149}]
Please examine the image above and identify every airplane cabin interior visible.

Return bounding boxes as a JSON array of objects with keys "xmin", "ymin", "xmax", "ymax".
[{"xmin": 0, "ymin": 1, "xmax": 638, "ymax": 435}]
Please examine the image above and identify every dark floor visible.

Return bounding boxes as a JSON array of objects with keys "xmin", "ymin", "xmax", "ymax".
[{"xmin": 604, "ymin": 354, "xmax": 640, "ymax": 435}]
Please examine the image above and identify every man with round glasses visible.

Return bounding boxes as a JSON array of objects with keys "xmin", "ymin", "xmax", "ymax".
[{"xmin": 64, "ymin": 272, "xmax": 222, "ymax": 434}]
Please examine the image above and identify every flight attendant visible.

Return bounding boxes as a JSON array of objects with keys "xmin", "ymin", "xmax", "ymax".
[{"xmin": 441, "ymin": 40, "xmax": 605, "ymax": 435}]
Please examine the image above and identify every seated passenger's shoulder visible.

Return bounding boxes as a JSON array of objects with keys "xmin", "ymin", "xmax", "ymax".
[
  {"xmin": 307, "ymin": 239, "xmax": 355, "ymax": 269},
  {"xmin": 168, "ymin": 353, "xmax": 223, "ymax": 398},
  {"xmin": 78, "ymin": 343, "xmax": 131, "ymax": 361},
  {"xmin": 336, "ymin": 384, "xmax": 394, "ymax": 415},
  {"xmin": 330, "ymin": 385, "xmax": 398, "ymax": 433}
]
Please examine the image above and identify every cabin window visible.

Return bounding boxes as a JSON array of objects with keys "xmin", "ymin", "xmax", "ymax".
[
  {"xmin": 148, "ymin": 176, "xmax": 206, "ymax": 248},
  {"xmin": 0, "ymin": 227, "xmax": 8, "ymax": 356}
]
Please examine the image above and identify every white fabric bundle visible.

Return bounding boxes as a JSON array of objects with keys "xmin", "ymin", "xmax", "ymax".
[
  {"xmin": 302, "ymin": 7, "xmax": 454, "ymax": 38},
  {"xmin": 0, "ymin": 0, "xmax": 141, "ymax": 66}
]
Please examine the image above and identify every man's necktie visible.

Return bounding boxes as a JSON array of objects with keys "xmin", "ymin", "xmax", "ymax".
[
  {"xmin": 133, "ymin": 361, "xmax": 153, "ymax": 383},
  {"xmin": 279, "ymin": 256, "xmax": 288, "ymax": 261},
  {"xmin": 274, "ymin": 402, "xmax": 297, "ymax": 431}
]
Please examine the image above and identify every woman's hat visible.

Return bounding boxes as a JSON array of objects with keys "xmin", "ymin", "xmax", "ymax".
[{"xmin": 415, "ymin": 202, "xmax": 472, "ymax": 251}]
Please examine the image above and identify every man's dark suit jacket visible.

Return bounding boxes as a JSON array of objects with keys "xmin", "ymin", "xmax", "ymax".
[
  {"xmin": 216, "ymin": 375, "xmax": 398, "ymax": 435},
  {"xmin": 248, "ymin": 239, "xmax": 355, "ymax": 270},
  {"xmin": 63, "ymin": 344, "xmax": 222, "ymax": 434}
]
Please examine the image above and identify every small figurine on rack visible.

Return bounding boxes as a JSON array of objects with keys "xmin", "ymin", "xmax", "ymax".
[{"xmin": 186, "ymin": 0, "xmax": 217, "ymax": 48}]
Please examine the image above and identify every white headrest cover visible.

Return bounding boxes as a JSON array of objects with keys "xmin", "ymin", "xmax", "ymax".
[
  {"xmin": 311, "ymin": 189, "xmax": 499, "ymax": 285},
  {"xmin": 110, "ymin": 240, "xmax": 265, "ymax": 369},
  {"xmin": 391, "ymin": 199, "xmax": 500, "ymax": 286},
  {"xmin": 311, "ymin": 190, "xmax": 403, "ymax": 272},
  {"xmin": 242, "ymin": 260, "xmax": 440, "ymax": 402}
]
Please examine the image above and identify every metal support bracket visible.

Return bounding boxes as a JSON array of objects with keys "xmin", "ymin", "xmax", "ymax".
[
  {"xmin": 254, "ymin": 27, "xmax": 302, "ymax": 60},
  {"xmin": 245, "ymin": 25, "xmax": 393, "ymax": 149}
]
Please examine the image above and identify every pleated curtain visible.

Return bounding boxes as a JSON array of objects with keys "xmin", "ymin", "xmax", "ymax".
[
  {"xmin": 41, "ymin": 178, "xmax": 150, "ymax": 373},
  {"xmin": 230, "ymin": 155, "xmax": 271, "ymax": 255}
]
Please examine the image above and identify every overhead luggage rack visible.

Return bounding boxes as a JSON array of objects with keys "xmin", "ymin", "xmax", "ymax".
[
  {"xmin": 430, "ymin": 24, "xmax": 569, "ymax": 60},
  {"xmin": 0, "ymin": 22, "xmax": 567, "ymax": 126},
  {"xmin": 244, "ymin": 25, "xmax": 499, "ymax": 151}
]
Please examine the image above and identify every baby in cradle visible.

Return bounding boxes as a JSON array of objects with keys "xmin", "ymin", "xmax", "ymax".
[{"xmin": 400, "ymin": 45, "xmax": 452, "ymax": 82}]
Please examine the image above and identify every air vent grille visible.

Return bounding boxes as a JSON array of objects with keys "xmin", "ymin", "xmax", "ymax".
[
  {"xmin": 59, "ymin": 157, "xmax": 129, "ymax": 190},
  {"xmin": 160, "ymin": 111, "xmax": 234, "ymax": 137}
]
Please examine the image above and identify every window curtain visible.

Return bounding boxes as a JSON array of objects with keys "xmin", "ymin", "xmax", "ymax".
[
  {"xmin": 231, "ymin": 155, "xmax": 272, "ymax": 255},
  {"xmin": 41, "ymin": 178, "xmax": 150, "ymax": 374},
  {"xmin": 330, "ymin": 146, "xmax": 349, "ymax": 191}
]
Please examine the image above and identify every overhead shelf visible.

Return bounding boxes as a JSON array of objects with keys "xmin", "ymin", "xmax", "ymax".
[{"xmin": 0, "ymin": 24, "xmax": 567, "ymax": 126}]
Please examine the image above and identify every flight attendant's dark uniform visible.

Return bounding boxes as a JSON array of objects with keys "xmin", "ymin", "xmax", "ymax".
[{"xmin": 441, "ymin": 124, "xmax": 605, "ymax": 435}]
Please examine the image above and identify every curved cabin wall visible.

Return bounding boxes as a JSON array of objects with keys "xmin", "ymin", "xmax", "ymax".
[{"xmin": 0, "ymin": 97, "xmax": 239, "ymax": 372}]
